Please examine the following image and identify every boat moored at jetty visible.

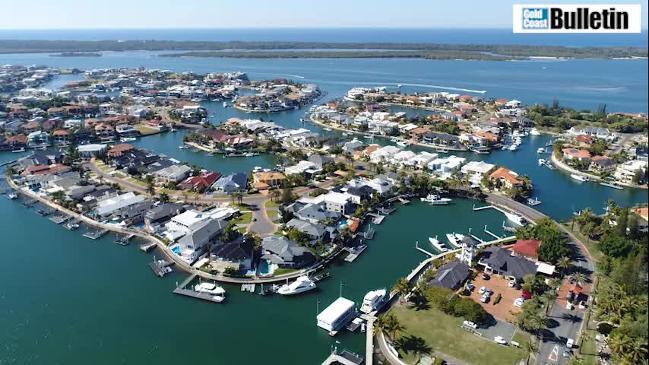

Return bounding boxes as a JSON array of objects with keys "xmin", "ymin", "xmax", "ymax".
[
  {"xmin": 277, "ymin": 275, "xmax": 317, "ymax": 295},
  {"xmin": 420, "ymin": 194, "xmax": 452, "ymax": 205},
  {"xmin": 570, "ymin": 174, "xmax": 589, "ymax": 182},
  {"xmin": 504, "ymin": 212, "xmax": 526, "ymax": 226},
  {"xmin": 428, "ymin": 237, "xmax": 448, "ymax": 252},
  {"xmin": 445, "ymin": 232, "xmax": 465, "ymax": 248},
  {"xmin": 194, "ymin": 282, "xmax": 226, "ymax": 297},
  {"xmin": 360, "ymin": 289, "xmax": 387, "ymax": 314}
]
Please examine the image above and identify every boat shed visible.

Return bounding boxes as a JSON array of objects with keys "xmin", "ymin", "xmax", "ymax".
[{"xmin": 317, "ymin": 297, "xmax": 355, "ymax": 333}]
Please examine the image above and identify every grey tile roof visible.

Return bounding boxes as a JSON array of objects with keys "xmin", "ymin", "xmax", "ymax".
[{"xmin": 429, "ymin": 260, "xmax": 471, "ymax": 290}]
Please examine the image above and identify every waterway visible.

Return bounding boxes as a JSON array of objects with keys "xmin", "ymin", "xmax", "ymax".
[{"xmin": 0, "ymin": 52, "xmax": 647, "ymax": 364}]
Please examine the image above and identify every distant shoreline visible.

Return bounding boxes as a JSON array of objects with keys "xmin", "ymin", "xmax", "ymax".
[{"xmin": 0, "ymin": 40, "xmax": 646, "ymax": 60}]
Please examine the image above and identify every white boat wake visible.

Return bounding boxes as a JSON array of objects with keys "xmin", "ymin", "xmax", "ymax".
[{"xmin": 396, "ymin": 82, "xmax": 487, "ymax": 94}]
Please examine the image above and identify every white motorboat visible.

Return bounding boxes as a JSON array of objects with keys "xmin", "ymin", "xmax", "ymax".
[
  {"xmin": 504, "ymin": 212, "xmax": 526, "ymax": 226},
  {"xmin": 222, "ymin": 101, "xmax": 228, "ymax": 108},
  {"xmin": 529, "ymin": 128, "xmax": 541, "ymax": 136},
  {"xmin": 120, "ymin": 137, "xmax": 137, "ymax": 142},
  {"xmin": 420, "ymin": 194, "xmax": 452, "ymax": 205},
  {"xmin": 527, "ymin": 197, "xmax": 542, "ymax": 206},
  {"xmin": 445, "ymin": 232, "xmax": 465, "ymax": 248},
  {"xmin": 277, "ymin": 275, "xmax": 316, "ymax": 295},
  {"xmin": 508, "ymin": 144, "xmax": 518, "ymax": 151},
  {"xmin": 396, "ymin": 141, "xmax": 409, "ymax": 148},
  {"xmin": 570, "ymin": 174, "xmax": 588, "ymax": 182},
  {"xmin": 360, "ymin": 289, "xmax": 387, "ymax": 314},
  {"xmin": 194, "ymin": 282, "xmax": 226, "ymax": 296},
  {"xmin": 11, "ymin": 147, "xmax": 25, "ymax": 153},
  {"xmin": 537, "ymin": 147, "xmax": 545, "ymax": 154},
  {"xmin": 599, "ymin": 181, "xmax": 624, "ymax": 190},
  {"xmin": 428, "ymin": 237, "xmax": 448, "ymax": 252},
  {"xmin": 538, "ymin": 158, "xmax": 546, "ymax": 166},
  {"xmin": 7, "ymin": 192, "xmax": 18, "ymax": 200}
]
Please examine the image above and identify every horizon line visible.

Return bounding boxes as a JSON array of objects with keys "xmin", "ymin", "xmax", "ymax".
[{"xmin": 1, "ymin": 26, "xmax": 647, "ymax": 31}]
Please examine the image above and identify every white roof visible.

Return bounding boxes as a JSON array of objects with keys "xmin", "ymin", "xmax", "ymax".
[
  {"xmin": 78, "ymin": 144, "xmax": 107, "ymax": 152},
  {"xmin": 317, "ymin": 297, "xmax": 355, "ymax": 323},
  {"xmin": 536, "ymin": 262, "xmax": 556, "ymax": 276},
  {"xmin": 323, "ymin": 191, "xmax": 353, "ymax": 205},
  {"xmin": 461, "ymin": 161, "xmax": 495, "ymax": 174}
]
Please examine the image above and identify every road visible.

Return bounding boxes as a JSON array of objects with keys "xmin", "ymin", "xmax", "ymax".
[{"xmin": 485, "ymin": 193, "xmax": 595, "ymax": 365}]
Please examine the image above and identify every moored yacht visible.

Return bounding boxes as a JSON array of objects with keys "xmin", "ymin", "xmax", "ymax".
[
  {"xmin": 428, "ymin": 237, "xmax": 448, "ymax": 252},
  {"xmin": 7, "ymin": 192, "xmax": 18, "ymax": 200},
  {"xmin": 194, "ymin": 282, "xmax": 226, "ymax": 296},
  {"xmin": 504, "ymin": 212, "xmax": 526, "ymax": 226},
  {"xmin": 529, "ymin": 128, "xmax": 541, "ymax": 136},
  {"xmin": 277, "ymin": 275, "xmax": 316, "ymax": 295},
  {"xmin": 570, "ymin": 174, "xmax": 589, "ymax": 182},
  {"xmin": 420, "ymin": 194, "xmax": 452, "ymax": 205},
  {"xmin": 360, "ymin": 289, "xmax": 387, "ymax": 314},
  {"xmin": 445, "ymin": 232, "xmax": 465, "ymax": 248},
  {"xmin": 538, "ymin": 158, "xmax": 546, "ymax": 166}
]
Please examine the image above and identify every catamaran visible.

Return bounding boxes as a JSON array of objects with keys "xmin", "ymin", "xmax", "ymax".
[
  {"xmin": 277, "ymin": 276, "xmax": 316, "ymax": 295},
  {"xmin": 360, "ymin": 289, "xmax": 387, "ymax": 314}
]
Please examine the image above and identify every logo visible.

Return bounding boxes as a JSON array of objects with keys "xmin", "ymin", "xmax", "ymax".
[{"xmin": 513, "ymin": 4, "xmax": 642, "ymax": 33}]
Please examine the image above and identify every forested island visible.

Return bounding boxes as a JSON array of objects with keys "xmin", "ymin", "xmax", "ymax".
[{"xmin": 0, "ymin": 40, "xmax": 646, "ymax": 60}]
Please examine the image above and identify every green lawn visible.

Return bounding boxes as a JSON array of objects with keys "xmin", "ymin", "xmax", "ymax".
[
  {"xmin": 273, "ymin": 267, "xmax": 297, "ymax": 276},
  {"xmin": 232, "ymin": 211, "xmax": 253, "ymax": 225},
  {"xmin": 390, "ymin": 305, "xmax": 527, "ymax": 365},
  {"xmin": 135, "ymin": 124, "xmax": 161, "ymax": 136},
  {"xmin": 579, "ymin": 329, "xmax": 599, "ymax": 365}
]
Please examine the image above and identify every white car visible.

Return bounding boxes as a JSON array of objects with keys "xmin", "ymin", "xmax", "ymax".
[
  {"xmin": 494, "ymin": 336, "xmax": 508, "ymax": 345},
  {"xmin": 480, "ymin": 293, "xmax": 491, "ymax": 303},
  {"xmin": 566, "ymin": 338, "xmax": 575, "ymax": 348},
  {"xmin": 479, "ymin": 286, "xmax": 487, "ymax": 294},
  {"xmin": 566, "ymin": 302, "xmax": 574, "ymax": 310},
  {"xmin": 514, "ymin": 298, "xmax": 525, "ymax": 307},
  {"xmin": 508, "ymin": 279, "xmax": 517, "ymax": 288},
  {"xmin": 463, "ymin": 320, "xmax": 478, "ymax": 330}
]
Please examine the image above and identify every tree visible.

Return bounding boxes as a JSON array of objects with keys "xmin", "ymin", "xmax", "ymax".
[
  {"xmin": 159, "ymin": 192, "xmax": 170, "ymax": 203},
  {"xmin": 376, "ymin": 314, "xmax": 403, "ymax": 340},
  {"xmin": 145, "ymin": 175, "xmax": 155, "ymax": 196},
  {"xmin": 393, "ymin": 278, "xmax": 411, "ymax": 303},
  {"xmin": 557, "ymin": 256, "xmax": 571, "ymax": 276}
]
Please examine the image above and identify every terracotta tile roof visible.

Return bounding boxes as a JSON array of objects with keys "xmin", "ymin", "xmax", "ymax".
[
  {"xmin": 489, "ymin": 167, "xmax": 523, "ymax": 185},
  {"xmin": 511, "ymin": 239, "xmax": 541, "ymax": 259},
  {"xmin": 562, "ymin": 148, "xmax": 591, "ymax": 159}
]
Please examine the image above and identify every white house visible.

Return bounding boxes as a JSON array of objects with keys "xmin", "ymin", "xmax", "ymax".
[{"xmin": 614, "ymin": 160, "xmax": 647, "ymax": 184}]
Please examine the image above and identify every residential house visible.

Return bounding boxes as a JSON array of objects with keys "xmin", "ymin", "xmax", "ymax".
[
  {"xmin": 286, "ymin": 218, "xmax": 329, "ymax": 241},
  {"xmin": 489, "ymin": 167, "xmax": 524, "ymax": 190},
  {"xmin": 510, "ymin": 239, "xmax": 542, "ymax": 261},
  {"xmin": 210, "ymin": 237, "xmax": 254, "ymax": 273},
  {"xmin": 428, "ymin": 260, "xmax": 472, "ymax": 290},
  {"xmin": 589, "ymin": 155, "xmax": 616, "ymax": 174},
  {"xmin": 261, "ymin": 236, "xmax": 316, "ymax": 269},
  {"xmin": 144, "ymin": 203, "xmax": 185, "ymax": 233},
  {"xmin": 178, "ymin": 171, "xmax": 221, "ymax": 192},
  {"xmin": 252, "ymin": 171, "xmax": 286, "ymax": 190},
  {"xmin": 212, "ymin": 173, "xmax": 248, "ymax": 194},
  {"xmin": 478, "ymin": 246, "xmax": 538, "ymax": 280},
  {"xmin": 154, "ymin": 164, "xmax": 192, "ymax": 184},
  {"xmin": 562, "ymin": 148, "xmax": 592, "ymax": 163},
  {"xmin": 614, "ymin": 160, "xmax": 647, "ymax": 184}
]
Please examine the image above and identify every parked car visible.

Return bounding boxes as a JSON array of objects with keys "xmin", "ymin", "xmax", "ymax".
[
  {"xmin": 479, "ymin": 286, "xmax": 487, "ymax": 294},
  {"xmin": 566, "ymin": 302, "xmax": 574, "ymax": 310},
  {"xmin": 463, "ymin": 320, "xmax": 478, "ymax": 330},
  {"xmin": 566, "ymin": 338, "xmax": 575, "ymax": 349},
  {"xmin": 508, "ymin": 279, "xmax": 517, "ymax": 288},
  {"xmin": 494, "ymin": 336, "xmax": 507, "ymax": 345},
  {"xmin": 480, "ymin": 293, "xmax": 491, "ymax": 303},
  {"xmin": 514, "ymin": 297, "xmax": 525, "ymax": 307},
  {"xmin": 466, "ymin": 283, "xmax": 475, "ymax": 291}
]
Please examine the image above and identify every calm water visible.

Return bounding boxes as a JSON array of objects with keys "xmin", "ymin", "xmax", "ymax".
[
  {"xmin": 0, "ymin": 51, "xmax": 647, "ymax": 364},
  {"xmin": 0, "ymin": 28, "xmax": 646, "ymax": 47}
]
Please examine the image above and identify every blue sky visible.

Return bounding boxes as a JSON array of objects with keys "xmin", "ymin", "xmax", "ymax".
[{"xmin": 2, "ymin": 0, "xmax": 647, "ymax": 29}]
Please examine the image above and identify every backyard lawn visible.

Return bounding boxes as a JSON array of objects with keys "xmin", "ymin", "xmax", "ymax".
[{"xmin": 390, "ymin": 305, "xmax": 528, "ymax": 365}]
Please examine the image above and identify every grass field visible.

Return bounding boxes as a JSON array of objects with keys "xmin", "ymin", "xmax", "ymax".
[{"xmin": 390, "ymin": 305, "xmax": 528, "ymax": 365}]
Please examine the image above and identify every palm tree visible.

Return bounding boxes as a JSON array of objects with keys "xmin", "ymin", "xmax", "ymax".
[
  {"xmin": 557, "ymin": 256, "xmax": 571, "ymax": 276},
  {"xmin": 571, "ymin": 272, "xmax": 587, "ymax": 286},
  {"xmin": 393, "ymin": 278, "xmax": 411, "ymax": 303},
  {"xmin": 379, "ymin": 314, "xmax": 404, "ymax": 340},
  {"xmin": 523, "ymin": 340, "xmax": 539, "ymax": 364}
]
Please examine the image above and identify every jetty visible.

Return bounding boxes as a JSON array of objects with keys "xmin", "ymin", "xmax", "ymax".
[
  {"xmin": 241, "ymin": 283, "xmax": 256, "ymax": 293},
  {"xmin": 115, "ymin": 233, "xmax": 135, "ymax": 246},
  {"xmin": 483, "ymin": 225, "xmax": 503, "ymax": 240},
  {"xmin": 139, "ymin": 242, "xmax": 157, "ymax": 253},
  {"xmin": 321, "ymin": 348, "xmax": 364, "ymax": 365},
  {"xmin": 361, "ymin": 226, "xmax": 375, "ymax": 240},
  {"xmin": 368, "ymin": 213, "xmax": 385, "ymax": 225},
  {"xmin": 173, "ymin": 274, "xmax": 225, "ymax": 303},
  {"xmin": 63, "ymin": 219, "xmax": 81, "ymax": 230},
  {"xmin": 36, "ymin": 207, "xmax": 54, "ymax": 216},
  {"xmin": 415, "ymin": 241, "xmax": 435, "ymax": 257},
  {"xmin": 49, "ymin": 214, "xmax": 70, "ymax": 224},
  {"xmin": 149, "ymin": 257, "xmax": 173, "ymax": 277},
  {"xmin": 83, "ymin": 228, "xmax": 108, "ymax": 240},
  {"xmin": 344, "ymin": 245, "xmax": 368, "ymax": 263}
]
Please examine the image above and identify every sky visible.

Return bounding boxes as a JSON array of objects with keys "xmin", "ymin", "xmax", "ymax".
[{"xmin": 2, "ymin": 0, "xmax": 647, "ymax": 29}]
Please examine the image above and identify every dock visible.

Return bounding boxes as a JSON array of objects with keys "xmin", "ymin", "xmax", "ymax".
[
  {"xmin": 469, "ymin": 233, "xmax": 485, "ymax": 244},
  {"xmin": 149, "ymin": 258, "xmax": 173, "ymax": 277},
  {"xmin": 344, "ymin": 245, "xmax": 368, "ymax": 263},
  {"xmin": 472, "ymin": 204, "xmax": 494, "ymax": 211},
  {"xmin": 63, "ymin": 219, "xmax": 81, "ymax": 230},
  {"xmin": 139, "ymin": 242, "xmax": 157, "ymax": 253},
  {"xmin": 173, "ymin": 274, "xmax": 225, "ymax": 304},
  {"xmin": 115, "ymin": 233, "xmax": 135, "ymax": 246},
  {"xmin": 483, "ymin": 225, "xmax": 502, "ymax": 240},
  {"xmin": 415, "ymin": 241, "xmax": 435, "ymax": 257},
  {"xmin": 83, "ymin": 228, "xmax": 108, "ymax": 240},
  {"xmin": 362, "ymin": 227, "xmax": 375, "ymax": 240},
  {"xmin": 377, "ymin": 207, "xmax": 396, "ymax": 215},
  {"xmin": 321, "ymin": 349, "xmax": 364, "ymax": 365},
  {"xmin": 21, "ymin": 199, "xmax": 36, "ymax": 207},
  {"xmin": 311, "ymin": 270, "xmax": 331, "ymax": 282},
  {"xmin": 398, "ymin": 197, "xmax": 410, "ymax": 204},
  {"xmin": 36, "ymin": 207, "xmax": 54, "ymax": 216},
  {"xmin": 368, "ymin": 213, "xmax": 385, "ymax": 225},
  {"xmin": 49, "ymin": 214, "xmax": 70, "ymax": 224}
]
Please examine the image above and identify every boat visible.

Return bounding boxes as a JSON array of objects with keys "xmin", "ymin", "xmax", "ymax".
[
  {"xmin": 504, "ymin": 212, "xmax": 526, "ymax": 226},
  {"xmin": 277, "ymin": 275, "xmax": 316, "ymax": 295},
  {"xmin": 194, "ymin": 282, "xmax": 226, "ymax": 296},
  {"xmin": 360, "ymin": 289, "xmax": 388, "ymax": 314},
  {"xmin": 527, "ymin": 197, "xmax": 542, "ymax": 206},
  {"xmin": 120, "ymin": 137, "xmax": 137, "ymax": 142},
  {"xmin": 599, "ymin": 181, "xmax": 624, "ymax": 190},
  {"xmin": 508, "ymin": 144, "xmax": 518, "ymax": 151},
  {"xmin": 222, "ymin": 101, "xmax": 228, "ymax": 108},
  {"xmin": 420, "ymin": 194, "xmax": 452, "ymax": 205},
  {"xmin": 537, "ymin": 147, "xmax": 545, "ymax": 154},
  {"xmin": 323, "ymin": 128, "xmax": 332, "ymax": 132},
  {"xmin": 428, "ymin": 237, "xmax": 448, "ymax": 252},
  {"xmin": 396, "ymin": 141, "xmax": 408, "ymax": 148},
  {"xmin": 570, "ymin": 174, "xmax": 589, "ymax": 182},
  {"xmin": 64, "ymin": 220, "xmax": 80, "ymax": 230},
  {"xmin": 178, "ymin": 145, "xmax": 186, "ymax": 149},
  {"xmin": 7, "ymin": 192, "xmax": 18, "ymax": 200},
  {"xmin": 529, "ymin": 128, "xmax": 541, "ymax": 136},
  {"xmin": 11, "ymin": 147, "xmax": 26, "ymax": 153},
  {"xmin": 538, "ymin": 159, "xmax": 546, "ymax": 166},
  {"xmin": 445, "ymin": 232, "xmax": 465, "ymax": 248}
]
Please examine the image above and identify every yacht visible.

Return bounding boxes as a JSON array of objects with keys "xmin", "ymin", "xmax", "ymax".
[
  {"xmin": 120, "ymin": 137, "xmax": 137, "ymax": 142},
  {"xmin": 504, "ymin": 212, "xmax": 526, "ymax": 226},
  {"xmin": 570, "ymin": 174, "xmax": 589, "ymax": 182},
  {"xmin": 420, "ymin": 194, "xmax": 452, "ymax": 205},
  {"xmin": 396, "ymin": 140, "xmax": 409, "ymax": 148},
  {"xmin": 7, "ymin": 192, "xmax": 18, "ymax": 200},
  {"xmin": 508, "ymin": 144, "xmax": 518, "ymax": 151},
  {"xmin": 538, "ymin": 158, "xmax": 546, "ymax": 166},
  {"xmin": 537, "ymin": 147, "xmax": 545, "ymax": 154},
  {"xmin": 529, "ymin": 128, "xmax": 541, "ymax": 136},
  {"xmin": 527, "ymin": 197, "xmax": 542, "ymax": 206},
  {"xmin": 599, "ymin": 181, "xmax": 624, "ymax": 190},
  {"xmin": 428, "ymin": 237, "xmax": 448, "ymax": 252},
  {"xmin": 11, "ymin": 147, "xmax": 25, "ymax": 153},
  {"xmin": 222, "ymin": 101, "xmax": 228, "ymax": 108},
  {"xmin": 277, "ymin": 276, "xmax": 316, "ymax": 295},
  {"xmin": 195, "ymin": 282, "xmax": 226, "ymax": 296},
  {"xmin": 360, "ymin": 289, "xmax": 388, "ymax": 314},
  {"xmin": 445, "ymin": 232, "xmax": 465, "ymax": 248}
]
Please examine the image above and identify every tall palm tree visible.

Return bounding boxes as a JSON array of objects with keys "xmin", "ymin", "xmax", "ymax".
[
  {"xmin": 572, "ymin": 272, "xmax": 587, "ymax": 286},
  {"xmin": 393, "ymin": 278, "xmax": 411, "ymax": 303},
  {"xmin": 523, "ymin": 340, "xmax": 539, "ymax": 364},
  {"xmin": 382, "ymin": 314, "xmax": 404, "ymax": 340}
]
